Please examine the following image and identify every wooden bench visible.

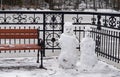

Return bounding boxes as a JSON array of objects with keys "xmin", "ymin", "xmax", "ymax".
[{"xmin": 0, "ymin": 28, "xmax": 44, "ymax": 68}]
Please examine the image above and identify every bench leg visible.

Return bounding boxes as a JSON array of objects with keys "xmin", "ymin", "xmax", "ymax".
[
  {"xmin": 37, "ymin": 50, "xmax": 40, "ymax": 63},
  {"xmin": 37, "ymin": 49, "xmax": 46, "ymax": 69},
  {"xmin": 39, "ymin": 50, "xmax": 47, "ymax": 69},
  {"xmin": 39, "ymin": 50, "xmax": 43, "ymax": 67}
]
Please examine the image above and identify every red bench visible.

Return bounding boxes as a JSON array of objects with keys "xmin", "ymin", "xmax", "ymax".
[{"xmin": 0, "ymin": 28, "xmax": 44, "ymax": 68}]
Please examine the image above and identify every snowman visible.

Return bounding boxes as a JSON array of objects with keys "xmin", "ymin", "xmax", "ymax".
[
  {"xmin": 58, "ymin": 22, "xmax": 79, "ymax": 69},
  {"xmin": 78, "ymin": 25, "xmax": 98, "ymax": 71}
]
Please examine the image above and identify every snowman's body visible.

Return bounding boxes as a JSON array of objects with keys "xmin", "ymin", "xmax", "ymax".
[
  {"xmin": 80, "ymin": 37, "xmax": 98, "ymax": 70},
  {"xmin": 58, "ymin": 34, "xmax": 79, "ymax": 69},
  {"xmin": 79, "ymin": 26, "xmax": 98, "ymax": 71},
  {"xmin": 58, "ymin": 22, "xmax": 79, "ymax": 69}
]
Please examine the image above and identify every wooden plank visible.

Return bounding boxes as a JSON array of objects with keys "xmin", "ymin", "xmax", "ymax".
[
  {"xmin": 0, "ymin": 29, "xmax": 38, "ymax": 33},
  {"xmin": 0, "ymin": 44, "xmax": 41, "ymax": 50},
  {"xmin": 0, "ymin": 29, "xmax": 39, "ymax": 39}
]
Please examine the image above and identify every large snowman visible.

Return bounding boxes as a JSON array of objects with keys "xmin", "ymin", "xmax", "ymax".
[
  {"xmin": 78, "ymin": 26, "xmax": 98, "ymax": 71},
  {"xmin": 58, "ymin": 22, "xmax": 79, "ymax": 69}
]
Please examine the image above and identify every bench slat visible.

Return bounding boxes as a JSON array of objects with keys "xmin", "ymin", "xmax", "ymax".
[
  {"xmin": 0, "ymin": 44, "xmax": 41, "ymax": 50},
  {"xmin": 0, "ymin": 29, "xmax": 39, "ymax": 39},
  {"xmin": 0, "ymin": 34, "xmax": 38, "ymax": 39},
  {"xmin": 0, "ymin": 29, "xmax": 38, "ymax": 33}
]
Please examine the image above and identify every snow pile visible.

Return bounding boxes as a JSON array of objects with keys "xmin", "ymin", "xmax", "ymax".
[
  {"xmin": 97, "ymin": 9, "xmax": 118, "ymax": 13},
  {"xmin": 84, "ymin": 9, "xmax": 119, "ymax": 13},
  {"xmin": 84, "ymin": 9, "xmax": 96, "ymax": 12},
  {"xmin": 58, "ymin": 22, "xmax": 79, "ymax": 69}
]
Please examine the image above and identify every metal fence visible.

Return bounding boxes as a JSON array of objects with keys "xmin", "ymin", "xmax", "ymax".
[{"xmin": 0, "ymin": 11, "xmax": 120, "ymax": 63}]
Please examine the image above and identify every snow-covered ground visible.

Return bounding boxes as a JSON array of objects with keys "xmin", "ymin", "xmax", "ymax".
[{"xmin": 0, "ymin": 57, "xmax": 120, "ymax": 77}]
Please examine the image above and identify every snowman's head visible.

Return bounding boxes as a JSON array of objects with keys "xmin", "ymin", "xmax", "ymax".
[{"xmin": 64, "ymin": 22, "xmax": 74, "ymax": 35}]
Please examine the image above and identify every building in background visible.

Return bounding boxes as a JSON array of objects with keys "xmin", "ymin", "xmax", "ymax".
[{"xmin": 0, "ymin": 0, "xmax": 120, "ymax": 11}]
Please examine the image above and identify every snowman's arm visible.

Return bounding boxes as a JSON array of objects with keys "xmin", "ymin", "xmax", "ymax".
[{"xmin": 73, "ymin": 34, "xmax": 80, "ymax": 45}]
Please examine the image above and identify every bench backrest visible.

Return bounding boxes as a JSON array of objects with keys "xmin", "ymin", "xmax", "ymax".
[{"xmin": 0, "ymin": 29, "xmax": 39, "ymax": 39}]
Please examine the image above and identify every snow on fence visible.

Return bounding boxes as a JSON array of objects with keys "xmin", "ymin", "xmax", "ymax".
[{"xmin": 0, "ymin": 11, "xmax": 120, "ymax": 64}]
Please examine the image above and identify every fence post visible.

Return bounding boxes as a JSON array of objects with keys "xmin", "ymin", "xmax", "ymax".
[
  {"xmin": 97, "ymin": 14, "xmax": 101, "ymax": 30},
  {"xmin": 92, "ymin": 14, "xmax": 96, "ymax": 25},
  {"xmin": 118, "ymin": 32, "xmax": 120, "ymax": 63},
  {"xmin": 95, "ymin": 14, "xmax": 101, "ymax": 56},
  {"xmin": 61, "ymin": 13, "xmax": 64, "ymax": 33},
  {"xmin": 43, "ymin": 13, "xmax": 46, "ymax": 57}
]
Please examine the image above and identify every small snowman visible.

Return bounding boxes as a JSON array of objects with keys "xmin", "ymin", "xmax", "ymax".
[
  {"xmin": 78, "ymin": 25, "xmax": 98, "ymax": 71},
  {"xmin": 58, "ymin": 22, "xmax": 79, "ymax": 69}
]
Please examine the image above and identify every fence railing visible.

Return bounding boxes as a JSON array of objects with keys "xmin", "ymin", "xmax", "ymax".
[{"xmin": 0, "ymin": 11, "xmax": 120, "ymax": 63}]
